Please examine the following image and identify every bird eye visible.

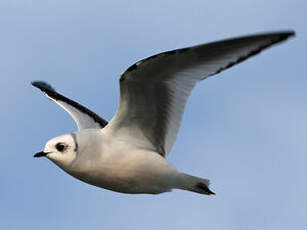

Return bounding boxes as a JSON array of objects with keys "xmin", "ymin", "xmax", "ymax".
[{"xmin": 55, "ymin": 143, "xmax": 66, "ymax": 152}]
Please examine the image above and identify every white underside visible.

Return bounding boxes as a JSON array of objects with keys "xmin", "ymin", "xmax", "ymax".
[{"xmin": 56, "ymin": 129, "xmax": 181, "ymax": 194}]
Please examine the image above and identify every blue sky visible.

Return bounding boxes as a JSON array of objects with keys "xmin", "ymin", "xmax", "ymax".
[{"xmin": 0, "ymin": 0, "xmax": 306, "ymax": 229}]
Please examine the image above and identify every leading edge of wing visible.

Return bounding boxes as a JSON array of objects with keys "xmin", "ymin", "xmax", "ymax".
[
  {"xmin": 120, "ymin": 30, "xmax": 295, "ymax": 81},
  {"xmin": 114, "ymin": 30, "xmax": 295, "ymax": 157},
  {"xmin": 31, "ymin": 81, "xmax": 108, "ymax": 129}
]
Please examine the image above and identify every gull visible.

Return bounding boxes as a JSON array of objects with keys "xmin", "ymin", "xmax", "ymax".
[{"xmin": 33, "ymin": 31, "xmax": 294, "ymax": 195}]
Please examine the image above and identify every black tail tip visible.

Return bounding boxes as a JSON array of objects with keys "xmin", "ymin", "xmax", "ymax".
[{"xmin": 196, "ymin": 182, "xmax": 216, "ymax": 195}]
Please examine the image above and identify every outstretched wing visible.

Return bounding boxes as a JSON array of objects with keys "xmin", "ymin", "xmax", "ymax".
[
  {"xmin": 32, "ymin": 81, "xmax": 108, "ymax": 130},
  {"xmin": 105, "ymin": 31, "xmax": 294, "ymax": 157}
]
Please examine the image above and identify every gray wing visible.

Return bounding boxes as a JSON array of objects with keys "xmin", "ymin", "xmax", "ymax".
[
  {"xmin": 32, "ymin": 81, "xmax": 108, "ymax": 130},
  {"xmin": 105, "ymin": 31, "xmax": 295, "ymax": 157}
]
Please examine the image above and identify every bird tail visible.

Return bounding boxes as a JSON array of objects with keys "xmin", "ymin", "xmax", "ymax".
[{"xmin": 175, "ymin": 173, "xmax": 215, "ymax": 195}]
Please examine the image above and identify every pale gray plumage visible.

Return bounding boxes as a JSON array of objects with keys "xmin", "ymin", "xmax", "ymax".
[
  {"xmin": 107, "ymin": 31, "xmax": 294, "ymax": 157},
  {"xmin": 33, "ymin": 31, "xmax": 294, "ymax": 195},
  {"xmin": 32, "ymin": 81, "xmax": 108, "ymax": 130}
]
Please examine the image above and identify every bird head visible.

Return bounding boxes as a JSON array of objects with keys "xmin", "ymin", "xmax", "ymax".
[{"xmin": 34, "ymin": 133, "xmax": 78, "ymax": 168}]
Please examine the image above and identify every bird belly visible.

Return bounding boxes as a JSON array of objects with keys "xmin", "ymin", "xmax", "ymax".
[{"xmin": 67, "ymin": 149, "xmax": 178, "ymax": 194}]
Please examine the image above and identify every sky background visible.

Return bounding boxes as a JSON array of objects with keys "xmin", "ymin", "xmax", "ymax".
[{"xmin": 0, "ymin": 0, "xmax": 306, "ymax": 229}]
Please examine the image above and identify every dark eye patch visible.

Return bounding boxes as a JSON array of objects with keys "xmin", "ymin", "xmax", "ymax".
[{"xmin": 55, "ymin": 143, "xmax": 66, "ymax": 152}]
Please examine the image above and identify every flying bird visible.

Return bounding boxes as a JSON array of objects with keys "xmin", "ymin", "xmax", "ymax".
[{"xmin": 33, "ymin": 31, "xmax": 294, "ymax": 195}]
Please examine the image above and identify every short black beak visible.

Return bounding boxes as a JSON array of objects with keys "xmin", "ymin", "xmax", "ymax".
[{"xmin": 34, "ymin": 151, "xmax": 48, "ymax": 158}]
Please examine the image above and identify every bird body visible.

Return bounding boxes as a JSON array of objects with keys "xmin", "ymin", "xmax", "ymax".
[
  {"xmin": 33, "ymin": 31, "xmax": 295, "ymax": 195},
  {"xmin": 45, "ymin": 129, "xmax": 211, "ymax": 194}
]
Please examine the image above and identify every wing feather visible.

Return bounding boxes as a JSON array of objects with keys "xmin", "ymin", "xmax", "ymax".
[
  {"xmin": 107, "ymin": 31, "xmax": 295, "ymax": 156},
  {"xmin": 32, "ymin": 81, "xmax": 108, "ymax": 130}
]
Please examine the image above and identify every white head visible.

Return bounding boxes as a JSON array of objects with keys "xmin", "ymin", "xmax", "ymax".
[{"xmin": 34, "ymin": 133, "xmax": 78, "ymax": 168}]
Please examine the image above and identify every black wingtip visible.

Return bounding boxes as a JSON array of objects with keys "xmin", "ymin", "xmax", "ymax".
[
  {"xmin": 279, "ymin": 30, "xmax": 296, "ymax": 40},
  {"xmin": 31, "ymin": 80, "xmax": 109, "ymax": 128},
  {"xmin": 31, "ymin": 81, "xmax": 56, "ymax": 92},
  {"xmin": 258, "ymin": 30, "xmax": 295, "ymax": 38},
  {"xmin": 286, "ymin": 30, "xmax": 296, "ymax": 37},
  {"xmin": 279, "ymin": 30, "xmax": 295, "ymax": 36}
]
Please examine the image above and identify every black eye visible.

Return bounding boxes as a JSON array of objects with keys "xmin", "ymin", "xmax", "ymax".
[{"xmin": 55, "ymin": 143, "xmax": 66, "ymax": 152}]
